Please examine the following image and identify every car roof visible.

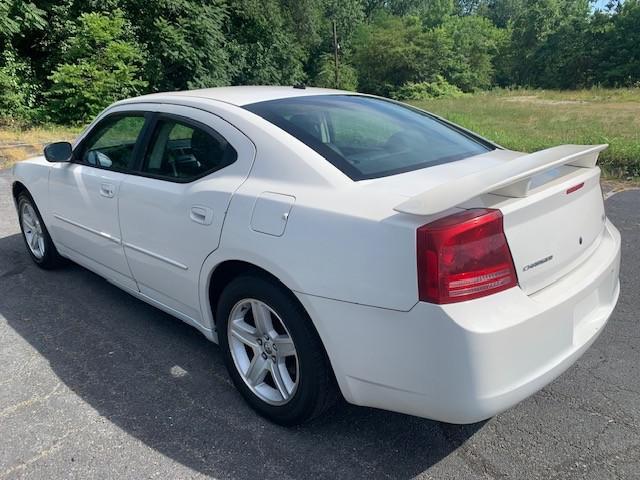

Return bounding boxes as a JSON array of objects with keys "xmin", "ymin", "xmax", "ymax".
[{"xmin": 125, "ymin": 85, "xmax": 354, "ymax": 107}]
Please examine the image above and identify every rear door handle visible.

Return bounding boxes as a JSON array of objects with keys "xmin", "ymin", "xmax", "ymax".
[
  {"xmin": 100, "ymin": 183, "xmax": 115, "ymax": 198},
  {"xmin": 190, "ymin": 206, "xmax": 213, "ymax": 225}
]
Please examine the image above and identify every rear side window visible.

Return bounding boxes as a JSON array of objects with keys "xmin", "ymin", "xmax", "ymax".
[
  {"xmin": 141, "ymin": 117, "xmax": 237, "ymax": 181},
  {"xmin": 245, "ymin": 95, "xmax": 493, "ymax": 180}
]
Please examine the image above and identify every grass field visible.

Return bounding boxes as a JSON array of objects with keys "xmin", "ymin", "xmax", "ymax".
[
  {"xmin": 1, "ymin": 88, "xmax": 639, "ymax": 178},
  {"xmin": 410, "ymin": 88, "xmax": 640, "ymax": 179}
]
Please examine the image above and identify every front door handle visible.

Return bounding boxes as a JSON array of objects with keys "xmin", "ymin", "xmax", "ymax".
[
  {"xmin": 190, "ymin": 206, "xmax": 214, "ymax": 225},
  {"xmin": 100, "ymin": 183, "xmax": 115, "ymax": 198}
]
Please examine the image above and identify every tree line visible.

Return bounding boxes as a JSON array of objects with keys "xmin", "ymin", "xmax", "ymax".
[{"xmin": 1, "ymin": 0, "xmax": 638, "ymax": 125}]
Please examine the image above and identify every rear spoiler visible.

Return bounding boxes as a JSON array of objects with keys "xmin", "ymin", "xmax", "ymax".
[{"xmin": 394, "ymin": 144, "xmax": 608, "ymax": 216}]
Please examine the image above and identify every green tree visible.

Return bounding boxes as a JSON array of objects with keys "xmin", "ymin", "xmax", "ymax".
[
  {"xmin": 454, "ymin": 0, "xmax": 482, "ymax": 15},
  {"xmin": 226, "ymin": 0, "xmax": 307, "ymax": 85},
  {"xmin": 0, "ymin": 0, "xmax": 46, "ymax": 39},
  {"xmin": 0, "ymin": 48, "xmax": 39, "ymax": 120},
  {"xmin": 352, "ymin": 14, "xmax": 454, "ymax": 96},
  {"xmin": 0, "ymin": 0, "xmax": 46, "ymax": 121},
  {"xmin": 312, "ymin": 53, "xmax": 358, "ymax": 90},
  {"xmin": 407, "ymin": 0, "xmax": 455, "ymax": 27},
  {"xmin": 476, "ymin": 0, "xmax": 525, "ymax": 28},
  {"xmin": 306, "ymin": 0, "xmax": 365, "ymax": 88},
  {"xmin": 362, "ymin": 0, "xmax": 454, "ymax": 26},
  {"xmin": 532, "ymin": 17, "xmax": 591, "ymax": 88},
  {"xmin": 589, "ymin": 0, "xmax": 640, "ymax": 86},
  {"xmin": 281, "ymin": 0, "xmax": 325, "ymax": 52},
  {"xmin": 506, "ymin": 0, "xmax": 590, "ymax": 86},
  {"xmin": 46, "ymin": 10, "xmax": 147, "ymax": 124},
  {"xmin": 439, "ymin": 15, "xmax": 504, "ymax": 90},
  {"xmin": 324, "ymin": 0, "xmax": 366, "ymax": 42},
  {"xmin": 127, "ymin": 0, "xmax": 230, "ymax": 91},
  {"xmin": 4, "ymin": 0, "xmax": 640, "ymax": 125}
]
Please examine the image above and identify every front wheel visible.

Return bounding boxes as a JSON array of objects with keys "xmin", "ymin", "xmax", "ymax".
[
  {"xmin": 217, "ymin": 275, "xmax": 337, "ymax": 425},
  {"xmin": 17, "ymin": 193, "xmax": 66, "ymax": 269}
]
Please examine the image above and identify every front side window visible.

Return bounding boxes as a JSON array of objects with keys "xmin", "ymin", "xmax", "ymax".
[
  {"xmin": 245, "ymin": 95, "xmax": 493, "ymax": 180},
  {"xmin": 141, "ymin": 118, "xmax": 237, "ymax": 181},
  {"xmin": 80, "ymin": 115, "xmax": 146, "ymax": 171}
]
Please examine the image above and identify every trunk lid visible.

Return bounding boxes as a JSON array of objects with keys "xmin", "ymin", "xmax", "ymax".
[
  {"xmin": 365, "ymin": 145, "xmax": 608, "ymax": 295},
  {"xmin": 496, "ymin": 166, "xmax": 605, "ymax": 294}
]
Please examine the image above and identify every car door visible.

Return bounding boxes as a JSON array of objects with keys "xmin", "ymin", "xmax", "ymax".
[
  {"xmin": 118, "ymin": 106, "xmax": 255, "ymax": 325},
  {"xmin": 48, "ymin": 113, "xmax": 149, "ymax": 291}
]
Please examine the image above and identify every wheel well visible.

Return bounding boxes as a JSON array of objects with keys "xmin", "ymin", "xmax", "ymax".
[
  {"xmin": 208, "ymin": 259, "xmax": 340, "ymax": 393},
  {"xmin": 12, "ymin": 181, "xmax": 28, "ymax": 202},
  {"xmin": 208, "ymin": 260, "xmax": 287, "ymax": 325}
]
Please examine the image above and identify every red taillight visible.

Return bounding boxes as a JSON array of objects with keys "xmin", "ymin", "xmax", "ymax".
[{"xmin": 417, "ymin": 209, "xmax": 518, "ymax": 304}]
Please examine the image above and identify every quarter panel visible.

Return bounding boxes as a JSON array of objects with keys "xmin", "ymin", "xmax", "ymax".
[{"xmin": 215, "ymin": 177, "xmax": 422, "ymax": 311}]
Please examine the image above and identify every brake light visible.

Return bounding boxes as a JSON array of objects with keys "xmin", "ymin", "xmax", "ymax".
[
  {"xmin": 417, "ymin": 209, "xmax": 518, "ymax": 304},
  {"xmin": 566, "ymin": 182, "xmax": 584, "ymax": 194}
]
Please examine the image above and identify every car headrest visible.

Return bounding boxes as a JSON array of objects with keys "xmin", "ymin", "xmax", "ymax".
[
  {"xmin": 191, "ymin": 128, "xmax": 223, "ymax": 166},
  {"xmin": 289, "ymin": 114, "xmax": 322, "ymax": 139}
]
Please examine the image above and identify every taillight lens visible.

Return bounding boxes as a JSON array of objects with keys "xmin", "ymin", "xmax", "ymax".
[{"xmin": 417, "ymin": 209, "xmax": 518, "ymax": 304}]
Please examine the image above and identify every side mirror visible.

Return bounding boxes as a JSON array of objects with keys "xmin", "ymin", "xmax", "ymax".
[{"xmin": 44, "ymin": 142, "xmax": 73, "ymax": 163}]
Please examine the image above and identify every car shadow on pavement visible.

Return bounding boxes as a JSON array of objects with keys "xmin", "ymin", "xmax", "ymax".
[{"xmin": 0, "ymin": 232, "xmax": 484, "ymax": 479}]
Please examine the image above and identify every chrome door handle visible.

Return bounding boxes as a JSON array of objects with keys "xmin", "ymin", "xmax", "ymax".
[
  {"xmin": 100, "ymin": 183, "xmax": 115, "ymax": 198},
  {"xmin": 189, "ymin": 206, "xmax": 213, "ymax": 225}
]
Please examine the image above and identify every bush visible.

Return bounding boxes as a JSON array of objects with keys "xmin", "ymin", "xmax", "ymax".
[
  {"xmin": 0, "ymin": 49, "xmax": 38, "ymax": 122},
  {"xmin": 392, "ymin": 76, "xmax": 464, "ymax": 100},
  {"xmin": 46, "ymin": 11, "xmax": 147, "ymax": 124}
]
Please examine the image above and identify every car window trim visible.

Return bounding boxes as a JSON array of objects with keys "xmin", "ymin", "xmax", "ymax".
[
  {"xmin": 72, "ymin": 111, "xmax": 153, "ymax": 174},
  {"xmin": 133, "ymin": 112, "xmax": 159, "ymax": 172},
  {"xmin": 132, "ymin": 111, "xmax": 239, "ymax": 184}
]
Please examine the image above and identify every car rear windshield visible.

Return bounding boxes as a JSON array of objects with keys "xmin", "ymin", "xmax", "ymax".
[{"xmin": 244, "ymin": 95, "xmax": 494, "ymax": 180}]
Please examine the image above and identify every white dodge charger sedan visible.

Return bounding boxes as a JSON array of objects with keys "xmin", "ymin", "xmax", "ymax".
[{"xmin": 11, "ymin": 86, "xmax": 621, "ymax": 425}]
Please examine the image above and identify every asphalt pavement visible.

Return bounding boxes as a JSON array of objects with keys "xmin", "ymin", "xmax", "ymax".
[{"xmin": 0, "ymin": 168, "xmax": 638, "ymax": 479}]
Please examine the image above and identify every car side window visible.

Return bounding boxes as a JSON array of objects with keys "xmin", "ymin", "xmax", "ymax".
[
  {"xmin": 79, "ymin": 115, "xmax": 146, "ymax": 171},
  {"xmin": 141, "ymin": 118, "xmax": 237, "ymax": 181}
]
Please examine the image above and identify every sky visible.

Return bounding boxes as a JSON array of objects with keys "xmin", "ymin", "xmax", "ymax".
[{"xmin": 592, "ymin": 0, "xmax": 624, "ymax": 10}]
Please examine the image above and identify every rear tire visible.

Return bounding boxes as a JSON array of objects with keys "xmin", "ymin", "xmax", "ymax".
[
  {"xmin": 217, "ymin": 274, "xmax": 337, "ymax": 425},
  {"xmin": 17, "ymin": 193, "xmax": 66, "ymax": 269}
]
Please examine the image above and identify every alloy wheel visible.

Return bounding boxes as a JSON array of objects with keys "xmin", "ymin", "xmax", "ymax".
[
  {"xmin": 21, "ymin": 202, "xmax": 45, "ymax": 260},
  {"xmin": 227, "ymin": 298, "xmax": 299, "ymax": 405}
]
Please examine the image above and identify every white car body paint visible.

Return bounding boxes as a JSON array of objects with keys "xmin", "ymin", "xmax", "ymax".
[{"xmin": 11, "ymin": 87, "xmax": 621, "ymax": 423}]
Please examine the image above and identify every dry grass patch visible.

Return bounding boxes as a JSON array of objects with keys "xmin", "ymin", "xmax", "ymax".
[
  {"xmin": 0, "ymin": 124, "xmax": 81, "ymax": 169},
  {"xmin": 0, "ymin": 147, "xmax": 32, "ymax": 169},
  {"xmin": 0, "ymin": 125, "xmax": 81, "ymax": 147}
]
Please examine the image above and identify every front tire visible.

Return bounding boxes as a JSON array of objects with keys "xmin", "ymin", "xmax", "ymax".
[
  {"xmin": 217, "ymin": 275, "xmax": 337, "ymax": 425},
  {"xmin": 17, "ymin": 193, "xmax": 66, "ymax": 269}
]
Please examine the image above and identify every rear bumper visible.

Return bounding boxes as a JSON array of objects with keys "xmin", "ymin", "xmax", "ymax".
[{"xmin": 298, "ymin": 220, "xmax": 621, "ymax": 423}]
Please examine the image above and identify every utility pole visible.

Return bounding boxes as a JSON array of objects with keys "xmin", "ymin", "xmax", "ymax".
[{"xmin": 332, "ymin": 20, "xmax": 339, "ymax": 89}]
